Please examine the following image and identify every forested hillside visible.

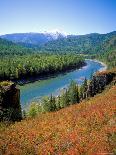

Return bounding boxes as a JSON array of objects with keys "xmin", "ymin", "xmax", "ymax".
[
  {"xmin": 97, "ymin": 36, "xmax": 116, "ymax": 68},
  {"xmin": 0, "ymin": 32, "xmax": 116, "ymax": 155},
  {"xmin": 1, "ymin": 31, "xmax": 116, "ymax": 55},
  {"xmin": 0, "ymin": 38, "xmax": 85, "ymax": 81},
  {"xmin": 0, "ymin": 0, "xmax": 116, "ymax": 154},
  {"xmin": 0, "ymin": 38, "xmax": 33, "ymax": 56},
  {"xmin": 0, "ymin": 30, "xmax": 116, "ymax": 81},
  {"xmin": 41, "ymin": 31, "xmax": 116, "ymax": 54}
]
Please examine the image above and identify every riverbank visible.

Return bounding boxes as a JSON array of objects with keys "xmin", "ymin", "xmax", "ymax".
[
  {"xmin": 16, "ymin": 61, "xmax": 86, "ymax": 86},
  {"xmin": 48, "ymin": 59, "xmax": 108, "ymax": 98},
  {"xmin": 16, "ymin": 59, "xmax": 107, "ymax": 86},
  {"xmin": 1, "ymin": 83, "xmax": 116, "ymax": 155},
  {"xmin": 85, "ymin": 59, "xmax": 107, "ymax": 71},
  {"xmin": 20, "ymin": 59, "xmax": 106, "ymax": 106},
  {"xmin": 93, "ymin": 59, "xmax": 107, "ymax": 71}
]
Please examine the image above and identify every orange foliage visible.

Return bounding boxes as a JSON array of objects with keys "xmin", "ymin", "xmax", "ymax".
[
  {"xmin": 96, "ymin": 68, "xmax": 116, "ymax": 76},
  {"xmin": 0, "ymin": 86, "xmax": 116, "ymax": 154}
]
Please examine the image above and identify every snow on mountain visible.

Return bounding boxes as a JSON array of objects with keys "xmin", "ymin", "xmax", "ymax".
[
  {"xmin": 44, "ymin": 29, "xmax": 68, "ymax": 39},
  {"xmin": 0, "ymin": 30, "xmax": 67, "ymax": 47}
]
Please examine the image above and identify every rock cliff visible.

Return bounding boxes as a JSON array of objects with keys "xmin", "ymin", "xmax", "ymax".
[{"xmin": 0, "ymin": 81, "xmax": 22, "ymax": 121}]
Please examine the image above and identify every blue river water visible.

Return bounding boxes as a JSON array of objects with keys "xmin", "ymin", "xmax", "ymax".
[{"xmin": 19, "ymin": 59, "xmax": 106, "ymax": 108}]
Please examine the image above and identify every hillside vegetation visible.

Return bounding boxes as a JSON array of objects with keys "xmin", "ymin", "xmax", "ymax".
[
  {"xmin": 0, "ymin": 31, "xmax": 116, "ymax": 81},
  {"xmin": 0, "ymin": 38, "xmax": 85, "ymax": 81},
  {"xmin": 0, "ymin": 38, "xmax": 33, "ymax": 56},
  {"xmin": 0, "ymin": 31, "xmax": 116, "ymax": 154},
  {"xmin": 0, "ymin": 54, "xmax": 84, "ymax": 81},
  {"xmin": 0, "ymin": 71, "xmax": 116, "ymax": 154},
  {"xmin": 41, "ymin": 31, "xmax": 116, "ymax": 54},
  {"xmin": 25, "ymin": 69, "xmax": 116, "ymax": 117},
  {"xmin": 97, "ymin": 36, "xmax": 116, "ymax": 68},
  {"xmin": 1, "ymin": 31, "xmax": 116, "ymax": 56}
]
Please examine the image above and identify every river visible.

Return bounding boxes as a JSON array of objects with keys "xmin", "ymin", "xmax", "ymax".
[{"xmin": 19, "ymin": 59, "xmax": 106, "ymax": 108}]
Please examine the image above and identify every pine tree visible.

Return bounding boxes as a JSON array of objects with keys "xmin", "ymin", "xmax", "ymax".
[
  {"xmin": 68, "ymin": 81, "xmax": 79, "ymax": 104},
  {"xmin": 60, "ymin": 89, "xmax": 70, "ymax": 108},
  {"xmin": 42, "ymin": 95, "xmax": 56, "ymax": 112},
  {"xmin": 79, "ymin": 85, "xmax": 84, "ymax": 100},
  {"xmin": 55, "ymin": 96, "xmax": 61, "ymax": 110},
  {"xmin": 42, "ymin": 96, "xmax": 50, "ymax": 112},
  {"xmin": 83, "ymin": 78, "xmax": 88, "ymax": 99},
  {"xmin": 49, "ymin": 94, "xmax": 56, "ymax": 111},
  {"xmin": 88, "ymin": 77, "xmax": 95, "ymax": 97}
]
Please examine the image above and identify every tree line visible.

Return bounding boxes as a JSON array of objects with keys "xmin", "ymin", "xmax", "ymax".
[
  {"xmin": 0, "ymin": 54, "xmax": 85, "ymax": 81},
  {"xmin": 27, "ymin": 70, "xmax": 116, "ymax": 117},
  {"xmin": 40, "ymin": 31, "xmax": 116, "ymax": 55}
]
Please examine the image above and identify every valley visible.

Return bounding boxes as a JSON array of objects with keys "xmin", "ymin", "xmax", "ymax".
[
  {"xmin": 0, "ymin": 30, "xmax": 116, "ymax": 155},
  {"xmin": 0, "ymin": 1, "xmax": 116, "ymax": 154}
]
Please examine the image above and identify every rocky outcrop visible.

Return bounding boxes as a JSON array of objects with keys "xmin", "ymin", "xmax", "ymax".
[
  {"xmin": 0, "ymin": 81, "xmax": 22, "ymax": 121},
  {"xmin": 80, "ymin": 69, "xmax": 116, "ymax": 100},
  {"xmin": 87, "ymin": 70, "xmax": 116, "ymax": 97}
]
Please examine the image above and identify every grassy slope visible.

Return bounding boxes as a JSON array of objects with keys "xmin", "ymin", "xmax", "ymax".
[{"xmin": 0, "ymin": 84, "xmax": 116, "ymax": 154}]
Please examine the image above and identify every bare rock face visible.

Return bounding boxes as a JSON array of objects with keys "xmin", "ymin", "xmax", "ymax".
[{"xmin": 0, "ymin": 81, "xmax": 22, "ymax": 121}]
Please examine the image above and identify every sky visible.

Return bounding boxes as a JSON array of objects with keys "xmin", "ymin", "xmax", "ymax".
[{"xmin": 0, "ymin": 0, "xmax": 116, "ymax": 35}]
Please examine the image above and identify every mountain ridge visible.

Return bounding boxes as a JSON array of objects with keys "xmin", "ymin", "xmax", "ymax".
[
  {"xmin": 0, "ymin": 31, "xmax": 116, "ymax": 57},
  {"xmin": 0, "ymin": 31, "xmax": 66, "ymax": 47}
]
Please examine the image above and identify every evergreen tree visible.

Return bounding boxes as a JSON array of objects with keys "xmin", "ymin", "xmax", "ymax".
[
  {"xmin": 49, "ymin": 94, "xmax": 56, "ymax": 111},
  {"xmin": 79, "ymin": 85, "xmax": 84, "ymax": 100},
  {"xmin": 68, "ymin": 81, "xmax": 79, "ymax": 104},
  {"xmin": 60, "ymin": 89, "xmax": 70, "ymax": 108},
  {"xmin": 55, "ymin": 96, "xmax": 61, "ymax": 110},
  {"xmin": 79, "ymin": 78, "xmax": 88, "ymax": 99},
  {"xmin": 88, "ymin": 77, "xmax": 96, "ymax": 97},
  {"xmin": 42, "ymin": 95, "xmax": 56, "ymax": 112},
  {"xmin": 42, "ymin": 96, "xmax": 50, "ymax": 112},
  {"xmin": 83, "ymin": 78, "xmax": 88, "ymax": 99}
]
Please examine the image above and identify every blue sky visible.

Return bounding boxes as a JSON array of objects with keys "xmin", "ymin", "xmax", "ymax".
[{"xmin": 0, "ymin": 0, "xmax": 116, "ymax": 35}]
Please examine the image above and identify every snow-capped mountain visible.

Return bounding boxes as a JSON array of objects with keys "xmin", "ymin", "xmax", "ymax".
[
  {"xmin": 44, "ymin": 29, "xmax": 67, "ymax": 39},
  {"xmin": 0, "ymin": 30, "xmax": 67, "ymax": 47}
]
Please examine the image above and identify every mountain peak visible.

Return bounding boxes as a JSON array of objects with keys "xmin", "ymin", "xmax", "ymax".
[{"xmin": 44, "ymin": 29, "xmax": 68, "ymax": 39}]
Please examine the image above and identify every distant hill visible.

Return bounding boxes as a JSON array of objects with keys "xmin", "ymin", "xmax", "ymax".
[
  {"xmin": 98, "ymin": 36, "xmax": 116, "ymax": 68},
  {"xmin": 0, "ymin": 31, "xmax": 116, "ymax": 55},
  {"xmin": 40, "ymin": 31, "xmax": 116, "ymax": 54},
  {"xmin": 0, "ymin": 31, "xmax": 66, "ymax": 48},
  {"xmin": 0, "ymin": 38, "xmax": 33, "ymax": 56}
]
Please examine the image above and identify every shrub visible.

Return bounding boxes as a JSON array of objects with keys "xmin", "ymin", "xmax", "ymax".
[
  {"xmin": 28, "ymin": 102, "xmax": 42, "ymax": 117},
  {"xmin": 41, "ymin": 95, "xmax": 57, "ymax": 112}
]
